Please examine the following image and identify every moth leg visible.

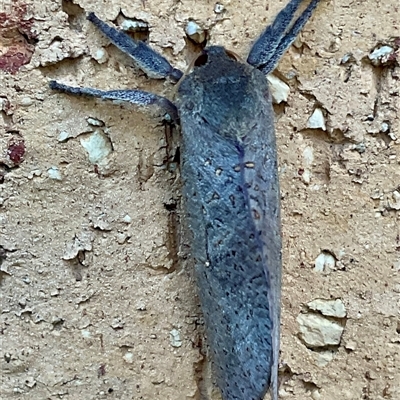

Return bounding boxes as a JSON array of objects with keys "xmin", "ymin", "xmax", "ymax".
[
  {"xmin": 247, "ymin": 0, "xmax": 321, "ymax": 74},
  {"xmin": 49, "ymin": 80, "xmax": 178, "ymax": 122},
  {"xmin": 87, "ymin": 12, "xmax": 183, "ymax": 82}
]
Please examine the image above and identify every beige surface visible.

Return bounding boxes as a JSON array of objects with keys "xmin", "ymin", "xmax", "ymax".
[{"xmin": 1, "ymin": 0, "xmax": 399, "ymax": 399}]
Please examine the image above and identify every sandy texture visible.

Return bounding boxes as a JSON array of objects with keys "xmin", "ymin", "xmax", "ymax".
[{"xmin": 1, "ymin": 0, "xmax": 399, "ymax": 399}]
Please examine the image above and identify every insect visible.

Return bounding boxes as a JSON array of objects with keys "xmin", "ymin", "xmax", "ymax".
[{"xmin": 50, "ymin": 1, "xmax": 322, "ymax": 398}]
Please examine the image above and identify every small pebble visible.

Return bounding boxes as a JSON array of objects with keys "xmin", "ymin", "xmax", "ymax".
[
  {"xmin": 314, "ymin": 252, "xmax": 336, "ymax": 273},
  {"xmin": 307, "ymin": 299, "xmax": 346, "ymax": 318},
  {"xmin": 123, "ymin": 351, "xmax": 134, "ymax": 363},
  {"xmin": 120, "ymin": 19, "xmax": 148, "ymax": 32},
  {"xmin": 307, "ymin": 108, "xmax": 326, "ymax": 130},
  {"xmin": 267, "ymin": 74, "xmax": 290, "ymax": 104},
  {"xmin": 93, "ymin": 47, "xmax": 108, "ymax": 63},
  {"xmin": 87, "ymin": 117, "xmax": 104, "ymax": 127},
  {"xmin": 185, "ymin": 21, "xmax": 206, "ymax": 43},
  {"xmin": 20, "ymin": 97, "xmax": 33, "ymax": 106},
  {"xmin": 389, "ymin": 190, "xmax": 400, "ymax": 210},
  {"xmin": 47, "ymin": 166, "xmax": 62, "ymax": 181},
  {"xmin": 80, "ymin": 131, "xmax": 113, "ymax": 165},
  {"xmin": 122, "ymin": 214, "xmax": 132, "ymax": 223},
  {"xmin": 368, "ymin": 45, "xmax": 394, "ymax": 66},
  {"xmin": 170, "ymin": 328, "xmax": 182, "ymax": 347},
  {"xmin": 214, "ymin": 3, "xmax": 225, "ymax": 13},
  {"xmin": 297, "ymin": 313, "xmax": 344, "ymax": 348},
  {"xmin": 58, "ymin": 131, "xmax": 70, "ymax": 141}
]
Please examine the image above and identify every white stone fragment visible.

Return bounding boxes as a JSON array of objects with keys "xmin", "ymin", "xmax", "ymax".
[
  {"xmin": 27, "ymin": 169, "xmax": 42, "ymax": 179},
  {"xmin": 135, "ymin": 301, "xmax": 146, "ymax": 311},
  {"xmin": 24, "ymin": 377, "xmax": 36, "ymax": 388},
  {"xmin": 301, "ymin": 145, "xmax": 314, "ymax": 184},
  {"xmin": 307, "ymin": 108, "xmax": 326, "ymax": 130},
  {"xmin": 58, "ymin": 131, "xmax": 70, "ymax": 141},
  {"xmin": 214, "ymin": 3, "xmax": 225, "ymax": 13},
  {"xmin": 368, "ymin": 45, "xmax": 394, "ymax": 66},
  {"xmin": 47, "ymin": 166, "xmax": 62, "ymax": 181},
  {"xmin": 267, "ymin": 74, "xmax": 290, "ymax": 104},
  {"xmin": 122, "ymin": 214, "xmax": 132, "ymax": 223},
  {"xmin": 93, "ymin": 48, "xmax": 108, "ymax": 64},
  {"xmin": 80, "ymin": 131, "xmax": 113, "ymax": 165},
  {"xmin": 307, "ymin": 299, "xmax": 347, "ymax": 318},
  {"xmin": 316, "ymin": 350, "xmax": 335, "ymax": 366},
  {"xmin": 87, "ymin": 117, "xmax": 104, "ymax": 127},
  {"xmin": 185, "ymin": 21, "xmax": 206, "ymax": 43},
  {"xmin": 111, "ymin": 318, "xmax": 124, "ymax": 329},
  {"xmin": 81, "ymin": 329, "xmax": 91, "ymax": 338},
  {"xmin": 297, "ymin": 313, "xmax": 344, "ymax": 347},
  {"xmin": 389, "ymin": 190, "xmax": 400, "ymax": 210},
  {"xmin": 380, "ymin": 122, "xmax": 389, "ymax": 133},
  {"xmin": 20, "ymin": 97, "xmax": 33, "ymax": 106},
  {"xmin": 63, "ymin": 231, "xmax": 94, "ymax": 260},
  {"xmin": 91, "ymin": 214, "xmax": 112, "ymax": 231},
  {"xmin": 344, "ymin": 339, "xmax": 357, "ymax": 351},
  {"xmin": 123, "ymin": 351, "xmax": 134, "ymax": 363},
  {"xmin": 314, "ymin": 252, "xmax": 336, "ymax": 273},
  {"xmin": 120, "ymin": 19, "xmax": 148, "ymax": 32},
  {"xmin": 169, "ymin": 328, "xmax": 182, "ymax": 347}
]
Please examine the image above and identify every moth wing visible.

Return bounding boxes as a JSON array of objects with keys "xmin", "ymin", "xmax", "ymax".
[{"xmin": 243, "ymin": 106, "xmax": 282, "ymax": 400}]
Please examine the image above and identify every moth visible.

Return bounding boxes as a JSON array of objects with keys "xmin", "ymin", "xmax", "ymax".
[{"xmin": 50, "ymin": 1, "xmax": 322, "ymax": 398}]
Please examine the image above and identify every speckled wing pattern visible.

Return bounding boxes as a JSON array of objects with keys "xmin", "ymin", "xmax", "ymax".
[{"xmin": 177, "ymin": 47, "xmax": 281, "ymax": 400}]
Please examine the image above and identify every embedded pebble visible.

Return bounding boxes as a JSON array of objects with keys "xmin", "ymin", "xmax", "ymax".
[
  {"xmin": 24, "ymin": 377, "xmax": 36, "ymax": 388},
  {"xmin": 20, "ymin": 97, "xmax": 33, "ymax": 106},
  {"xmin": 111, "ymin": 318, "xmax": 125, "ymax": 329},
  {"xmin": 388, "ymin": 190, "xmax": 400, "ymax": 210},
  {"xmin": 47, "ymin": 166, "xmax": 62, "ymax": 181},
  {"xmin": 307, "ymin": 108, "xmax": 326, "ymax": 130},
  {"xmin": 267, "ymin": 74, "xmax": 290, "ymax": 104},
  {"xmin": 307, "ymin": 299, "xmax": 346, "ymax": 318},
  {"xmin": 214, "ymin": 3, "xmax": 225, "ymax": 13},
  {"xmin": 87, "ymin": 117, "xmax": 104, "ymax": 127},
  {"xmin": 169, "ymin": 329, "xmax": 182, "ymax": 347},
  {"xmin": 122, "ymin": 214, "xmax": 132, "ymax": 223},
  {"xmin": 380, "ymin": 122, "xmax": 390, "ymax": 133},
  {"xmin": 297, "ymin": 313, "xmax": 344, "ymax": 347},
  {"xmin": 301, "ymin": 145, "xmax": 314, "ymax": 184},
  {"xmin": 91, "ymin": 215, "xmax": 112, "ymax": 231},
  {"xmin": 116, "ymin": 233, "xmax": 129, "ymax": 244},
  {"xmin": 63, "ymin": 231, "xmax": 94, "ymax": 260},
  {"xmin": 123, "ymin": 351, "xmax": 134, "ymax": 363},
  {"xmin": 344, "ymin": 339, "xmax": 357, "ymax": 351},
  {"xmin": 27, "ymin": 169, "xmax": 42, "ymax": 179},
  {"xmin": 340, "ymin": 52, "xmax": 354, "ymax": 64},
  {"xmin": 316, "ymin": 350, "xmax": 335, "ymax": 367},
  {"xmin": 93, "ymin": 48, "xmax": 108, "ymax": 64},
  {"xmin": 368, "ymin": 45, "xmax": 395, "ymax": 66},
  {"xmin": 185, "ymin": 21, "xmax": 206, "ymax": 44},
  {"xmin": 314, "ymin": 251, "xmax": 336, "ymax": 273},
  {"xmin": 58, "ymin": 131, "xmax": 70, "ymax": 142},
  {"xmin": 135, "ymin": 301, "xmax": 146, "ymax": 311},
  {"xmin": 80, "ymin": 131, "xmax": 113, "ymax": 165},
  {"xmin": 120, "ymin": 19, "xmax": 148, "ymax": 32}
]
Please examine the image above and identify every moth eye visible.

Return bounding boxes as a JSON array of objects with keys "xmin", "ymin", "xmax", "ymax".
[{"xmin": 194, "ymin": 52, "xmax": 209, "ymax": 67}]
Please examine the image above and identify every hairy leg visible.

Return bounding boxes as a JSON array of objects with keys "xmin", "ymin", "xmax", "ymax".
[
  {"xmin": 87, "ymin": 12, "xmax": 183, "ymax": 82},
  {"xmin": 247, "ymin": 0, "xmax": 321, "ymax": 74},
  {"xmin": 49, "ymin": 81, "xmax": 178, "ymax": 122}
]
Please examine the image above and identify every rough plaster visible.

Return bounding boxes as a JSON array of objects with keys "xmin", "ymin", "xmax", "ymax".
[{"xmin": 0, "ymin": 0, "xmax": 399, "ymax": 399}]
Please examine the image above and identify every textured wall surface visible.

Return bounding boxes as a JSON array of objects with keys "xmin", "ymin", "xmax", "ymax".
[{"xmin": 1, "ymin": 1, "xmax": 399, "ymax": 399}]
